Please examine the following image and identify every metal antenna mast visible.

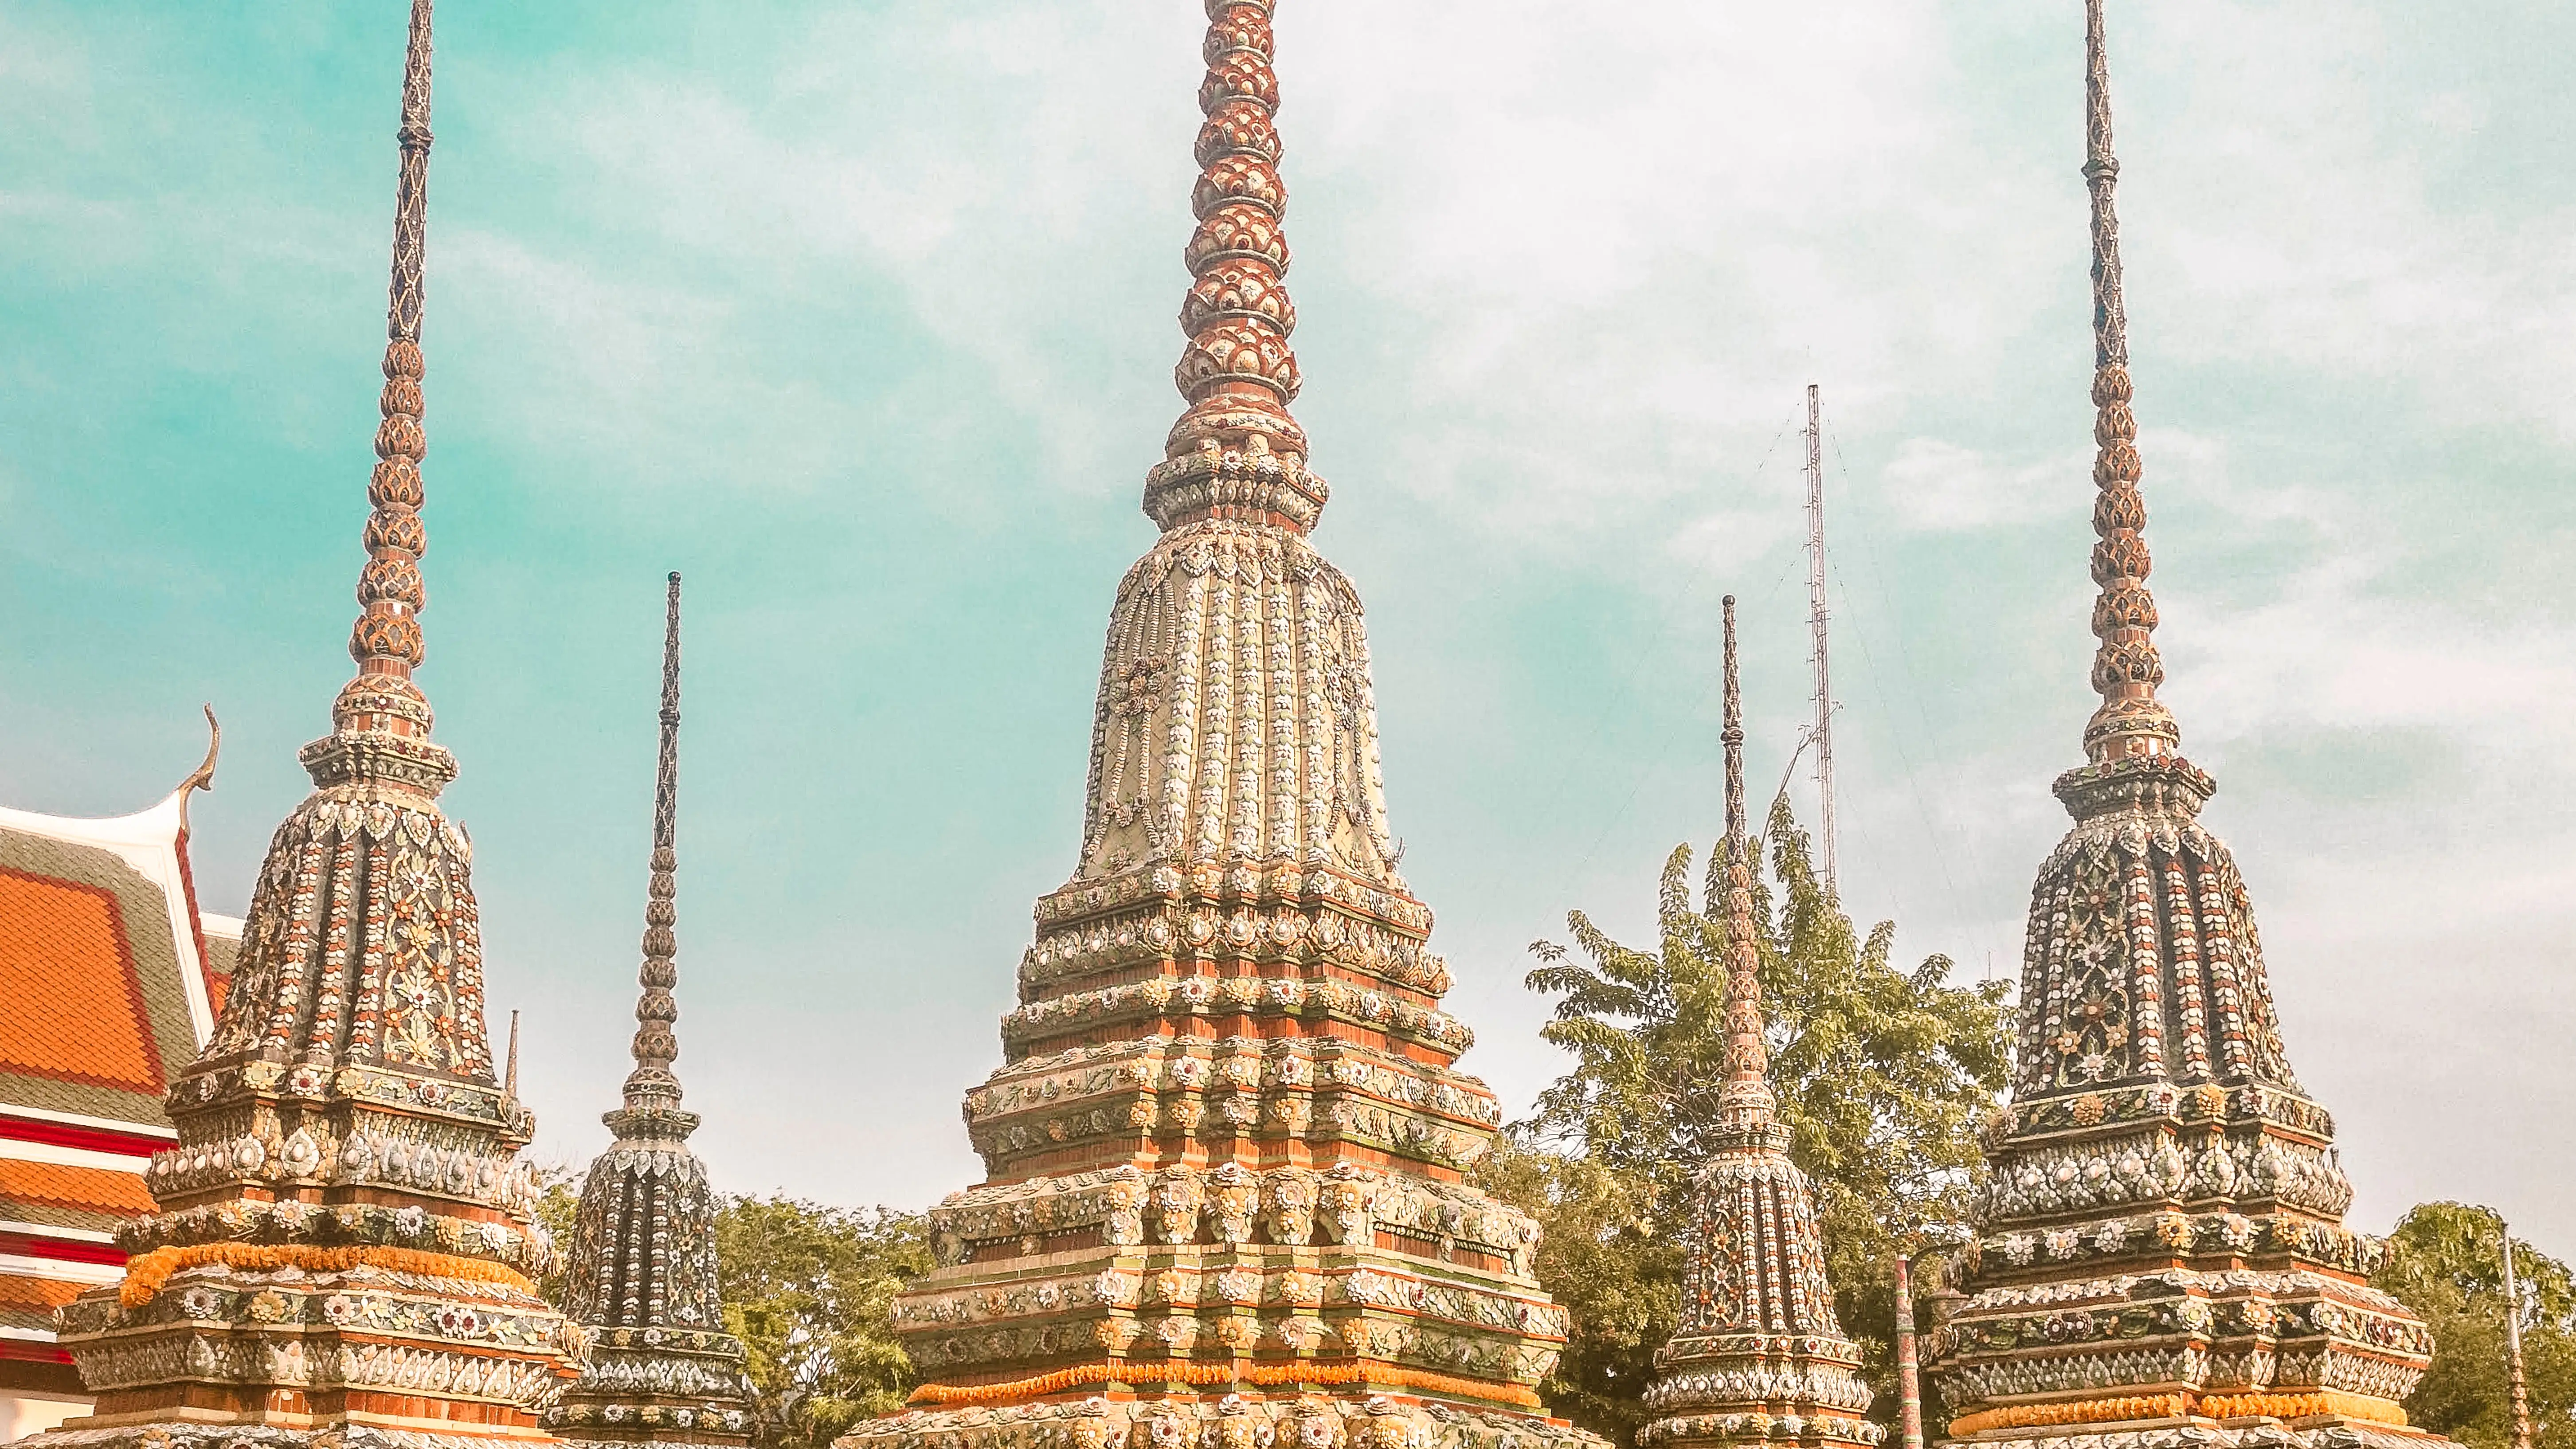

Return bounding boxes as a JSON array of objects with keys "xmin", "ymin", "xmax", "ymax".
[{"xmin": 1803, "ymin": 382, "xmax": 1838, "ymax": 896}]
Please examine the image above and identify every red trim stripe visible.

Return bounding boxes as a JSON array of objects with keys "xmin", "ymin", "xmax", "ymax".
[
  {"xmin": 0, "ymin": 1338, "xmax": 76, "ymax": 1365},
  {"xmin": 0, "ymin": 1113, "xmax": 165, "ymax": 1161},
  {"xmin": 0, "ymin": 1229, "xmax": 127, "ymax": 1268}
]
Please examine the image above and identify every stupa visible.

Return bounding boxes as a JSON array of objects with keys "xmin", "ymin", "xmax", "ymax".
[
  {"xmin": 1922, "ymin": 5, "xmax": 2448, "ymax": 1448},
  {"xmin": 25, "ymin": 3, "xmax": 583, "ymax": 1446},
  {"xmin": 840, "ymin": 6, "xmax": 1596, "ymax": 1449},
  {"xmin": 1638, "ymin": 600, "xmax": 1876, "ymax": 1449},
  {"xmin": 547, "ymin": 576, "xmax": 755, "ymax": 1449}
]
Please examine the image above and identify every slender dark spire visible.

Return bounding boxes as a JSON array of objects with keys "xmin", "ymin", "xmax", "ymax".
[
  {"xmin": 2077, "ymin": 0, "xmax": 2177, "ymax": 767},
  {"xmin": 1723, "ymin": 597, "xmax": 1746, "ymax": 842},
  {"xmin": 1717, "ymin": 595, "xmax": 1774, "ymax": 1125},
  {"xmin": 348, "ymin": 0, "xmax": 435, "ymax": 697},
  {"xmin": 624, "ymin": 572, "xmax": 686, "ymax": 1109}
]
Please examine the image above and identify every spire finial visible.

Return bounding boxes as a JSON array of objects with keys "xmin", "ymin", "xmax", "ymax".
[
  {"xmin": 1144, "ymin": 0, "xmax": 1330, "ymax": 535},
  {"xmin": 346, "ymin": 0, "xmax": 435, "ymax": 696},
  {"xmin": 2078, "ymin": 0, "xmax": 2178, "ymax": 765},
  {"xmin": 1723, "ymin": 596, "xmax": 1746, "ymax": 840},
  {"xmin": 623, "ymin": 572, "xmax": 686, "ymax": 1109},
  {"xmin": 1718, "ymin": 595, "xmax": 1775, "ymax": 1125},
  {"xmin": 311, "ymin": 0, "xmax": 452, "ymax": 780}
]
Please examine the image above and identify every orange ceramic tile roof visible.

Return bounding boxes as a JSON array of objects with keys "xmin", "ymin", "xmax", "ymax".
[
  {"xmin": 0, "ymin": 1159, "xmax": 156, "ymax": 1219},
  {"xmin": 0, "ymin": 872, "xmax": 164, "ymax": 1096},
  {"xmin": 0, "ymin": 786, "xmax": 221, "ymax": 1133},
  {"xmin": 0, "ymin": 1274, "xmax": 84, "ymax": 1313},
  {"xmin": 0, "ymin": 1273, "xmax": 84, "ymax": 1316}
]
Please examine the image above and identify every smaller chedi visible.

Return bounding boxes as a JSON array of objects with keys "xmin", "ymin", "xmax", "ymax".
[
  {"xmin": 548, "ymin": 575, "xmax": 756, "ymax": 1449},
  {"xmin": 23, "ymin": 4, "xmax": 584, "ymax": 1446},
  {"xmin": 1638, "ymin": 599, "xmax": 1878, "ymax": 1449},
  {"xmin": 1924, "ymin": 4, "xmax": 2451, "ymax": 1449}
]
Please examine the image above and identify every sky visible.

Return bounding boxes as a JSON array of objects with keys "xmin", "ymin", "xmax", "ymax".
[{"xmin": 5, "ymin": 0, "xmax": 2572, "ymax": 1248}]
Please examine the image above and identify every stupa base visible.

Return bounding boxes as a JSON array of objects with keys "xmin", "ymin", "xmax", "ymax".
[
  {"xmin": 22, "ymin": 1423, "xmax": 559, "ymax": 1449},
  {"xmin": 1942, "ymin": 1408, "xmax": 2459, "ymax": 1449},
  {"xmin": 842, "ymin": 1391, "xmax": 1605, "ymax": 1449}
]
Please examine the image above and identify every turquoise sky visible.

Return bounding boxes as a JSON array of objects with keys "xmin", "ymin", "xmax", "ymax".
[{"xmin": 7, "ymin": 1, "xmax": 2571, "ymax": 1245}]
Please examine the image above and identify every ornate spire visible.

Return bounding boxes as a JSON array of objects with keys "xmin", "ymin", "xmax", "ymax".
[
  {"xmin": 841, "ymin": 10, "xmax": 1590, "ymax": 1449},
  {"xmin": 306, "ymin": 0, "xmax": 454, "ymax": 796},
  {"xmin": 1716, "ymin": 596, "xmax": 1774, "ymax": 1130},
  {"xmin": 2077, "ymin": 0, "xmax": 2177, "ymax": 766},
  {"xmin": 1143, "ymin": 0, "xmax": 1330, "ymax": 535},
  {"xmin": 1923, "ymin": 7, "xmax": 2450, "ymax": 1444},
  {"xmin": 1638, "ymin": 597, "xmax": 1873, "ymax": 1449},
  {"xmin": 552, "ymin": 575, "xmax": 752, "ymax": 1449},
  {"xmin": 348, "ymin": 0, "xmax": 434, "ymax": 694},
  {"xmin": 32, "ymin": 8, "xmax": 582, "ymax": 1447},
  {"xmin": 624, "ymin": 572, "xmax": 686, "ymax": 1109}
]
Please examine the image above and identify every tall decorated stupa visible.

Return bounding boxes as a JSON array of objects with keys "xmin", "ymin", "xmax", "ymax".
[
  {"xmin": 1638, "ymin": 601, "xmax": 1877, "ymax": 1449},
  {"xmin": 27, "ymin": 4, "xmax": 583, "ymax": 1447},
  {"xmin": 548, "ymin": 576, "xmax": 755, "ymax": 1449},
  {"xmin": 841, "ymin": 7, "xmax": 1596, "ymax": 1449},
  {"xmin": 1924, "ymin": 6, "xmax": 2449, "ymax": 1448}
]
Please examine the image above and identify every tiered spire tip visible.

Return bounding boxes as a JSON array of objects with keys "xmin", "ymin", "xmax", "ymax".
[
  {"xmin": 309, "ymin": 0, "xmax": 454, "ymax": 792},
  {"xmin": 1716, "ymin": 596, "xmax": 1775, "ymax": 1129},
  {"xmin": 2076, "ymin": 0, "xmax": 2179, "ymax": 768},
  {"xmin": 1145, "ymin": 0, "xmax": 1330, "ymax": 535},
  {"xmin": 349, "ymin": 0, "xmax": 434, "ymax": 697},
  {"xmin": 623, "ymin": 572, "xmax": 687, "ymax": 1112}
]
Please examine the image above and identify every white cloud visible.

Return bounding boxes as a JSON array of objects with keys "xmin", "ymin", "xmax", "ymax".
[
  {"xmin": 2123, "ymin": 1, "xmax": 2576, "ymax": 442},
  {"xmin": 1881, "ymin": 438, "xmax": 2085, "ymax": 531}
]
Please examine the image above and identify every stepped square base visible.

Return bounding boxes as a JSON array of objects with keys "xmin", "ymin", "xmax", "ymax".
[
  {"xmin": 26, "ymin": 1426, "xmax": 556, "ymax": 1449},
  {"xmin": 1942, "ymin": 1407, "xmax": 2458, "ymax": 1449},
  {"xmin": 845, "ymin": 1391, "xmax": 1599, "ymax": 1449}
]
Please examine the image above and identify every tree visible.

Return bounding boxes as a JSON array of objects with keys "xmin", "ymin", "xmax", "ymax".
[
  {"xmin": 2374, "ymin": 1202, "xmax": 2576, "ymax": 1449},
  {"xmin": 528, "ymin": 1160, "xmax": 583, "ymax": 1308},
  {"xmin": 716, "ymin": 1197, "xmax": 936, "ymax": 1449},
  {"xmin": 1486, "ymin": 798, "xmax": 2013, "ymax": 1445},
  {"xmin": 1474, "ymin": 1143, "xmax": 1682, "ymax": 1449},
  {"xmin": 524, "ymin": 1168, "xmax": 934, "ymax": 1449}
]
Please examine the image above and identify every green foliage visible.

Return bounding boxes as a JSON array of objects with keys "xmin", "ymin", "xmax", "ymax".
[
  {"xmin": 2374, "ymin": 1202, "xmax": 2576, "ymax": 1449},
  {"xmin": 1472, "ymin": 1144, "xmax": 1680, "ymax": 1449},
  {"xmin": 716, "ymin": 1196, "xmax": 936, "ymax": 1449},
  {"xmin": 524, "ymin": 1168, "xmax": 932, "ymax": 1449},
  {"xmin": 528, "ymin": 1159, "xmax": 583, "ymax": 1308},
  {"xmin": 1502, "ymin": 797, "xmax": 2012, "ymax": 1444}
]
